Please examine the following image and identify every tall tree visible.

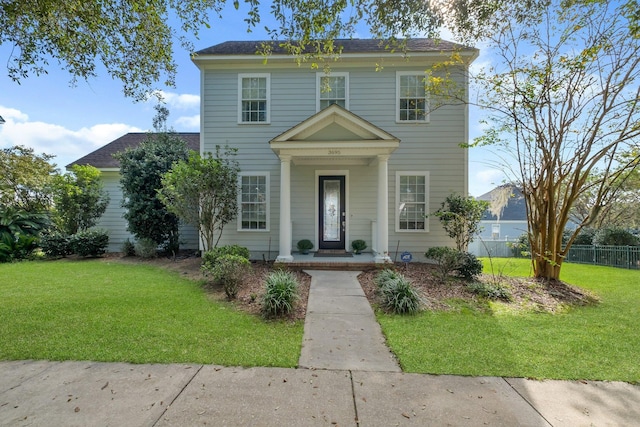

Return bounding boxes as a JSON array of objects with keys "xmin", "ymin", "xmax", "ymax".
[
  {"xmin": 0, "ymin": 145, "xmax": 57, "ymax": 213},
  {"xmin": 51, "ymin": 165, "xmax": 110, "ymax": 235},
  {"xmin": 1, "ymin": 0, "xmax": 545, "ymax": 100},
  {"xmin": 474, "ymin": 0, "xmax": 640, "ymax": 280},
  {"xmin": 158, "ymin": 147, "xmax": 240, "ymax": 252},
  {"xmin": 115, "ymin": 106, "xmax": 191, "ymax": 252}
]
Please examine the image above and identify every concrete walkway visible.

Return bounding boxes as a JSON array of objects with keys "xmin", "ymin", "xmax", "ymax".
[{"xmin": 298, "ymin": 270, "xmax": 400, "ymax": 372}]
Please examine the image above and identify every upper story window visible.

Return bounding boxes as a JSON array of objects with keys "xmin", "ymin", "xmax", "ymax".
[
  {"xmin": 317, "ymin": 72, "xmax": 348, "ymax": 111},
  {"xmin": 396, "ymin": 171, "xmax": 429, "ymax": 232},
  {"xmin": 238, "ymin": 73, "xmax": 270, "ymax": 124},
  {"xmin": 396, "ymin": 72, "xmax": 429, "ymax": 123}
]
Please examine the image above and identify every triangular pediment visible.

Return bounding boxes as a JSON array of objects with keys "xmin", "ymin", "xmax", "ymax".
[{"xmin": 271, "ymin": 104, "xmax": 398, "ymax": 143}]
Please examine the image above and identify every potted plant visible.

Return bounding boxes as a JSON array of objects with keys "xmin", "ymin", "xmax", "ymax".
[
  {"xmin": 297, "ymin": 239, "xmax": 314, "ymax": 255},
  {"xmin": 351, "ymin": 239, "xmax": 367, "ymax": 255}
]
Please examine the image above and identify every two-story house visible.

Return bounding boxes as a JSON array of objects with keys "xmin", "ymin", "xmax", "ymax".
[{"xmin": 192, "ymin": 39, "xmax": 478, "ymax": 262}]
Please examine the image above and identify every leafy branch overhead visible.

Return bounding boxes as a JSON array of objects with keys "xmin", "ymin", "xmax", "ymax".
[{"xmin": 0, "ymin": 0, "xmax": 547, "ymax": 99}]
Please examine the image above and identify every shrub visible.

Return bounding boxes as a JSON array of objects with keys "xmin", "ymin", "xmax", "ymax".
[
  {"xmin": 70, "ymin": 230, "xmax": 109, "ymax": 257},
  {"xmin": 351, "ymin": 239, "xmax": 367, "ymax": 254},
  {"xmin": 262, "ymin": 270, "xmax": 299, "ymax": 317},
  {"xmin": 202, "ymin": 254, "xmax": 250, "ymax": 299},
  {"xmin": 0, "ymin": 233, "xmax": 39, "ymax": 263},
  {"xmin": 202, "ymin": 244, "xmax": 250, "ymax": 266},
  {"xmin": 135, "ymin": 238, "xmax": 158, "ymax": 258},
  {"xmin": 379, "ymin": 274, "xmax": 421, "ymax": 314},
  {"xmin": 454, "ymin": 252, "xmax": 483, "ymax": 280},
  {"xmin": 121, "ymin": 238, "xmax": 136, "ymax": 257},
  {"xmin": 572, "ymin": 228, "xmax": 596, "ymax": 245},
  {"xmin": 593, "ymin": 228, "xmax": 639, "ymax": 246},
  {"xmin": 509, "ymin": 234, "xmax": 531, "ymax": 257},
  {"xmin": 425, "ymin": 246, "xmax": 461, "ymax": 279},
  {"xmin": 467, "ymin": 281, "xmax": 512, "ymax": 301},
  {"xmin": 40, "ymin": 233, "xmax": 73, "ymax": 258},
  {"xmin": 296, "ymin": 239, "xmax": 313, "ymax": 254}
]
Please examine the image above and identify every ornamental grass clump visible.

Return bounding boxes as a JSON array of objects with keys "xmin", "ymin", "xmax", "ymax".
[
  {"xmin": 375, "ymin": 269, "xmax": 422, "ymax": 314},
  {"xmin": 262, "ymin": 270, "xmax": 299, "ymax": 317}
]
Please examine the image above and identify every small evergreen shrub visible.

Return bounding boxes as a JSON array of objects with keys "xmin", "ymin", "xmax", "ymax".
[
  {"xmin": 425, "ymin": 246, "xmax": 461, "ymax": 279},
  {"xmin": 121, "ymin": 238, "xmax": 136, "ymax": 257},
  {"xmin": 454, "ymin": 252, "xmax": 483, "ymax": 280},
  {"xmin": 296, "ymin": 239, "xmax": 313, "ymax": 254},
  {"xmin": 379, "ymin": 274, "xmax": 421, "ymax": 314},
  {"xmin": 202, "ymin": 254, "xmax": 250, "ymax": 299},
  {"xmin": 40, "ymin": 233, "xmax": 73, "ymax": 258},
  {"xmin": 0, "ymin": 233, "xmax": 39, "ymax": 262},
  {"xmin": 467, "ymin": 281, "xmax": 512, "ymax": 301},
  {"xmin": 351, "ymin": 239, "xmax": 367, "ymax": 254},
  {"xmin": 70, "ymin": 230, "xmax": 109, "ymax": 257},
  {"xmin": 135, "ymin": 237, "xmax": 158, "ymax": 258},
  {"xmin": 202, "ymin": 244, "xmax": 250, "ymax": 266},
  {"xmin": 262, "ymin": 270, "xmax": 299, "ymax": 317},
  {"xmin": 572, "ymin": 228, "xmax": 596, "ymax": 245}
]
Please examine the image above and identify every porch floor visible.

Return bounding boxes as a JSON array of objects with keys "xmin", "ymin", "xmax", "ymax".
[{"xmin": 278, "ymin": 251, "xmax": 379, "ymax": 270}]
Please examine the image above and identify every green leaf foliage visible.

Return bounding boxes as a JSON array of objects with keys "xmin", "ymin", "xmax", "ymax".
[
  {"xmin": 262, "ymin": 270, "xmax": 299, "ymax": 317},
  {"xmin": 0, "ymin": 146, "xmax": 57, "ymax": 213},
  {"xmin": 115, "ymin": 123, "xmax": 191, "ymax": 253},
  {"xmin": 51, "ymin": 165, "xmax": 109, "ymax": 235},
  {"xmin": 433, "ymin": 194, "xmax": 488, "ymax": 252},
  {"xmin": 159, "ymin": 147, "xmax": 240, "ymax": 252},
  {"xmin": 1, "ymin": 0, "xmax": 547, "ymax": 99}
]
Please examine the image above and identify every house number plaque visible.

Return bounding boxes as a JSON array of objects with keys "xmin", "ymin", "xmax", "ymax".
[{"xmin": 328, "ymin": 149, "xmax": 341, "ymax": 155}]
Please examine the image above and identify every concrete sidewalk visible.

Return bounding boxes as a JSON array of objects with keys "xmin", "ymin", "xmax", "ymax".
[{"xmin": 2, "ymin": 360, "xmax": 640, "ymax": 426}]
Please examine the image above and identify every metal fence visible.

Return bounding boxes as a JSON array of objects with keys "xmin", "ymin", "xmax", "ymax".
[
  {"xmin": 469, "ymin": 240, "xmax": 640, "ymax": 270},
  {"xmin": 565, "ymin": 245, "xmax": 640, "ymax": 270}
]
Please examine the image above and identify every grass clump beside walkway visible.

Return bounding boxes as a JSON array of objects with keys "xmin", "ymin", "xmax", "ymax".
[
  {"xmin": 0, "ymin": 260, "xmax": 303, "ymax": 367},
  {"xmin": 377, "ymin": 259, "xmax": 640, "ymax": 383}
]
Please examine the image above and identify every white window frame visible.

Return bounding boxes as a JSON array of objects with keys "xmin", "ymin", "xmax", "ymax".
[
  {"xmin": 396, "ymin": 71, "xmax": 430, "ymax": 123},
  {"xmin": 237, "ymin": 172, "xmax": 270, "ymax": 232},
  {"xmin": 238, "ymin": 73, "xmax": 271, "ymax": 124},
  {"xmin": 395, "ymin": 171, "xmax": 429, "ymax": 232},
  {"xmin": 316, "ymin": 72, "xmax": 349, "ymax": 111}
]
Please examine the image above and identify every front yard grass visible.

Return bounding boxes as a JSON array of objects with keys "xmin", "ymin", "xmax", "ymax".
[
  {"xmin": 378, "ymin": 259, "xmax": 640, "ymax": 383},
  {"xmin": 0, "ymin": 259, "xmax": 303, "ymax": 366}
]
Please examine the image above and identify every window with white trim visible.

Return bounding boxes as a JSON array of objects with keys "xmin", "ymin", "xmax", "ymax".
[
  {"xmin": 238, "ymin": 74, "xmax": 270, "ymax": 123},
  {"xmin": 396, "ymin": 172, "xmax": 429, "ymax": 232},
  {"xmin": 238, "ymin": 173, "xmax": 270, "ymax": 231},
  {"xmin": 317, "ymin": 72, "xmax": 348, "ymax": 111},
  {"xmin": 396, "ymin": 72, "xmax": 429, "ymax": 122}
]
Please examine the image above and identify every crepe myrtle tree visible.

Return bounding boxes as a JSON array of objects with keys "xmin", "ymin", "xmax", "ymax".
[{"xmin": 473, "ymin": 0, "xmax": 640, "ymax": 280}]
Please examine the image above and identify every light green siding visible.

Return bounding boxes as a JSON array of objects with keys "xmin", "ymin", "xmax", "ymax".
[
  {"xmin": 201, "ymin": 61, "xmax": 469, "ymax": 258},
  {"xmin": 97, "ymin": 171, "xmax": 199, "ymax": 253}
]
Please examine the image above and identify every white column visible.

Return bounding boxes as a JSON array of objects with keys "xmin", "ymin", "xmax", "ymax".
[
  {"xmin": 376, "ymin": 155, "xmax": 391, "ymax": 263},
  {"xmin": 277, "ymin": 155, "xmax": 294, "ymax": 262}
]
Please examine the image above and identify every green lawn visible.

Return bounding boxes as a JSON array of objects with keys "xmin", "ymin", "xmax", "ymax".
[
  {"xmin": 0, "ymin": 259, "xmax": 303, "ymax": 366},
  {"xmin": 378, "ymin": 259, "xmax": 640, "ymax": 383}
]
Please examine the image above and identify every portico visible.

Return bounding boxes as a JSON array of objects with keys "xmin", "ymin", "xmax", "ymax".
[{"xmin": 269, "ymin": 104, "xmax": 399, "ymax": 263}]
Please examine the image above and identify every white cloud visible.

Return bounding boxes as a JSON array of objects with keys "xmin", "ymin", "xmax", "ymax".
[
  {"xmin": 175, "ymin": 115, "xmax": 200, "ymax": 130},
  {"xmin": 469, "ymin": 168, "xmax": 507, "ymax": 197},
  {"xmin": 150, "ymin": 90, "xmax": 200, "ymax": 110},
  {"xmin": 0, "ymin": 105, "xmax": 142, "ymax": 169}
]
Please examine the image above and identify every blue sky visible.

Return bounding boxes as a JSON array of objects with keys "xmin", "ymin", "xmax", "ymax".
[{"xmin": 0, "ymin": 4, "xmax": 504, "ymax": 197}]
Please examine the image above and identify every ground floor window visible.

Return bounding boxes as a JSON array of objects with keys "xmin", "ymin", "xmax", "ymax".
[
  {"xmin": 396, "ymin": 171, "xmax": 429, "ymax": 232},
  {"xmin": 238, "ymin": 173, "xmax": 269, "ymax": 231}
]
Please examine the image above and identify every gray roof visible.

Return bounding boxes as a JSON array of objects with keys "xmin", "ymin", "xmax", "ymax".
[
  {"xmin": 67, "ymin": 132, "xmax": 200, "ymax": 169},
  {"xmin": 477, "ymin": 184, "xmax": 527, "ymax": 221},
  {"xmin": 195, "ymin": 38, "xmax": 473, "ymax": 56}
]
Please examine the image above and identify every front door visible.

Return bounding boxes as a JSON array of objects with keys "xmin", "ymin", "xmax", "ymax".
[{"xmin": 319, "ymin": 176, "xmax": 346, "ymax": 250}]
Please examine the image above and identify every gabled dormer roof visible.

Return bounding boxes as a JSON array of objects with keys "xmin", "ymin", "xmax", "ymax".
[{"xmin": 270, "ymin": 104, "xmax": 399, "ymax": 165}]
